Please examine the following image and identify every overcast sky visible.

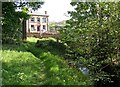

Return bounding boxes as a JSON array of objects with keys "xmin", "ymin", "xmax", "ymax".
[{"xmin": 35, "ymin": 0, "xmax": 74, "ymax": 22}]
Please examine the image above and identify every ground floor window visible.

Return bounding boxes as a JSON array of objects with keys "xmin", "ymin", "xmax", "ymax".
[
  {"xmin": 43, "ymin": 25, "xmax": 46, "ymax": 30},
  {"xmin": 31, "ymin": 25, "xmax": 36, "ymax": 31}
]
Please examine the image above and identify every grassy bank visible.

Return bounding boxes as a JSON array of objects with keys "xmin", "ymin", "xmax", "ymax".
[
  {"xmin": 2, "ymin": 44, "xmax": 46, "ymax": 85},
  {"xmin": 2, "ymin": 37, "xmax": 92, "ymax": 86}
]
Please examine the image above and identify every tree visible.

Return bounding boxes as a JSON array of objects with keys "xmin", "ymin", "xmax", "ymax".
[
  {"xmin": 2, "ymin": 1, "xmax": 44, "ymax": 43},
  {"xmin": 60, "ymin": 2, "xmax": 120, "ymax": 87}
]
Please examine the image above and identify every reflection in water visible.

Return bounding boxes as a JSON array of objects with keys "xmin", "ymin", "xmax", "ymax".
[{"xmin": 79, "ymin": 67, "xmax": 89, "ymax": 75}]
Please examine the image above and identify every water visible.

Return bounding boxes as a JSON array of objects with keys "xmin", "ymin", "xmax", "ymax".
[{"xmin": 79, "ymin": 67, "xmax": 89, "ymax": 75}]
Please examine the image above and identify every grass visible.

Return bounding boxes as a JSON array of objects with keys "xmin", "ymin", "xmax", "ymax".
[
  {"xmin": 2, "ymin": 37, "xmax": 92, "ymax": 86},
  {"xmin": 2, "ymin": 44, "xmax": 46, "ymax": 85}
]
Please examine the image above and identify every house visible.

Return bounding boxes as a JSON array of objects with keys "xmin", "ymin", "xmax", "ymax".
[{"xmin": 26, "ymin": 11, "xmax": 49, "ymax": 38}]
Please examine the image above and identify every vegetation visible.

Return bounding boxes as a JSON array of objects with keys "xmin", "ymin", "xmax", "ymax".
[
  {"xmin": 1, "ymin": 0, "xmax": 120, "ymax": 87},
  {"xmin": 2, "ymin": 37, "xmax": 91, "ymax": 86},
  {"xmin": 49, "ymin": 21, "xmax": 66, "ymax": 32},
  {"xmin": 2, "ymin": 44, "xmax": 45, "ymax": 85},
  {"xmin": 60, "ymin": 2, "xmax": 120, "ymax": 87},
  {"xmin": 2, "ymin": 1, "xmax": 44, "ymax": 43}
]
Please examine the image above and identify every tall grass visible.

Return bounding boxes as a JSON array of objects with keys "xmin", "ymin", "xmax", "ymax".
[
  {"xmin": 2, "ymin": 37, "xmax": 92, "ymax": 86},
  {"xmin": 2, "ymin": 44, "xmax": 46, "ymax": 85},
  {"xmin": 25, "ymin": 37, "xmax": 92, "ymax": 86}
]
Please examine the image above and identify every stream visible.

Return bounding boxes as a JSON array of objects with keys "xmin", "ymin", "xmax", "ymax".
[{"xmin": 79, "ymin": 67, "xmax": 89, "ymax": 75}]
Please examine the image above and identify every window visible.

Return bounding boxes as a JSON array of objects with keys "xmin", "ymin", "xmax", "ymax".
[
  {"xmin": 37, "ymin": 18, "xmax": 40, "ymax": 22},
  {"xmin": 42, "ymin": 18, "xmax": 46, "ymax": 23},
  {"xmin": 43, "ymin": 25, "xmax": 46, "ymax": 29},
  {"xmin": 31, "ymin": 17, "xmax": 34, "ymax": 22},
  {"xmin": 31, "ymin": 25, "xmax": 36, "ymax": 31}
]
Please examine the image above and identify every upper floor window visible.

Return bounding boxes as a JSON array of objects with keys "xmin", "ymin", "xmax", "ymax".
[
  {"xmin": 31, "ymin": 17, "xmax": 34, "ymax": 22},
  {"xmin": 42, "ymin": 18, "xmax": 46, "ymax": 23},
  {"xmin": 37, "ymin": 18, "xmax": 40, "ymax": 22}
]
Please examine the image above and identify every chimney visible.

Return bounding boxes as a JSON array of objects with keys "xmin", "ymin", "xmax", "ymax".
[{"xmin": 45, "ymin": 11, "xmax": 47, "ymax": 14}]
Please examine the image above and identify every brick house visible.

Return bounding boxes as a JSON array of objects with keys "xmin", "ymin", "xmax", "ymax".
[{"xmin": 26, "ymin": 11, "xmax": 49, "ymax": 37}]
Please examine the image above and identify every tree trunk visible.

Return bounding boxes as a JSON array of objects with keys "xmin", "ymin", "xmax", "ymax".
[{"xmin": 22, "ymin": 19, "xmax": 27, "ymax": 40}]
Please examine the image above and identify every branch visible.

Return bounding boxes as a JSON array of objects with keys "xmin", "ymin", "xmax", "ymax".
[
  {"xmin": 14, "ymin": 2, "xmax": 28, "ymax": 8},
  {"xmin": 99, "ymin": 64, "xmax": 109, "ymax": 71}
]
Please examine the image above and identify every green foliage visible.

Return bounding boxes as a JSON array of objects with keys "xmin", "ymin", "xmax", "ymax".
[
  {"xmin": 26, "ymin": 37, "xmax": 92, "ymax": 85},
  {"xmin": 2, "ymin": 3, "xmax": 21, "ymax": 43},
  {"xmin": 2, "ymin": 44, "xmax": 46, "ymax": 85},
  {"xmin": 2, "ymin": 1, "xmax": 44, "ymax": 43},
  {"xmin": 2, "ymin": 37, "xmax": 92, "ymax": 86},
  {"xmin": 60, "ymin": 2, "xmax": 120, "ymax": 87},
  {"xmin": 39, "ymin": 52, "xmax": 82, "ymax": 85}
]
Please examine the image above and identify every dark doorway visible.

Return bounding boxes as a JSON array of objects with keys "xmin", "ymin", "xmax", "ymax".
[{"xmin": 37, "ymin": 25, "xmax": 40, "ymax": 31}]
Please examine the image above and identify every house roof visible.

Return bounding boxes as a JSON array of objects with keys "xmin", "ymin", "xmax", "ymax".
[{"xmin": 29, "ymin": 13, "xmax": 49, "ymax": 17}]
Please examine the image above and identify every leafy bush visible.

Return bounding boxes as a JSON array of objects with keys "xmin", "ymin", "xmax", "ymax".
[{"xmin": 60, "ymin": 2, "xmax": 120, "ymax": 87}]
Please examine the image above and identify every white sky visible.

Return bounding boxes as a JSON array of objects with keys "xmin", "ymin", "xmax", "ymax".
[{"xmin": 35, "ymin": 0, "xmax": 74, "ymax": 22}]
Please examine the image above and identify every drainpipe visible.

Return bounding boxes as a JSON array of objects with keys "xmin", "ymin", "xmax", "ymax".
[{"xmin": 47, "ymin": 17, "xmax": 48, "ymax": 31}]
